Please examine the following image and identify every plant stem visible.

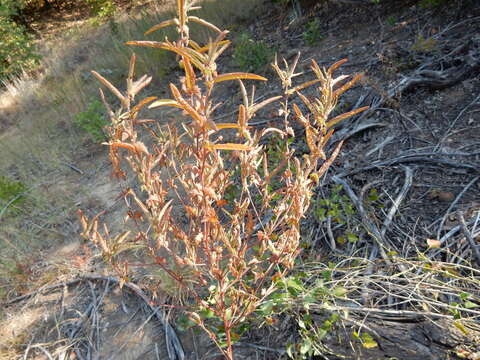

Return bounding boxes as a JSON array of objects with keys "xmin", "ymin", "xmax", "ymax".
[{"xmin": 225, "ymin": 324, "xmax": 234, "ymax": 360}]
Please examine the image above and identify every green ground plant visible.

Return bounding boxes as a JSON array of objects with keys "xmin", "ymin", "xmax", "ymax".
[
  {"xmin": 73, "ymin": 99, "xmax": 109, "ymax": 142},
  {"xmin": 0, "ymin": 176, "xmax": 27, "ymax": 216},
  {"xmin": 78, "ymin": 1, "xmax": 367, "ymax": 358},
  {"xmin": 303, "ymin": 19, "xmax": 323, "ymax": 46},
  {"xmin": 86, "ymin": 0, "xmax": 116, "ymax": 18},
  {"xmin": 233, "ymin": 32, "xmax": 274, "ymax": 73},
  {"xmin": 386, "ymin": 15, "xmax": 396, "ymax": 27},
  {"xmin": 410, "ymin": 34, "xmax": 438, "ymax": 53},
  {"xmin": 314, "ymin": 184, "xmax": 358, "ymax": 244}
]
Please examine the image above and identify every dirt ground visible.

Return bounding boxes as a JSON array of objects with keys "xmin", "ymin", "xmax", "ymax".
[{"xmin": 1, "ymin": 0, "xmax": 480, "ymax": 359}]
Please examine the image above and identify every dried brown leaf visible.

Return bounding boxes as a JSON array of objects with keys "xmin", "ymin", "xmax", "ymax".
[
  {"xmin": 144, "ymin": 19, "xmax": 179, "ymax": 35},
  {"xmin": 91, "ymin": 71, "xmax": 128, "ymax": 108},
  {"xmin": 188, "ymin": 16, "xmax": 222, "ymax": 33},
  {"xmin": 214, "ymin": 73, "xmax": 267, "ymax": 83},
  {"xmin": 326, "ymin": 106, "xmax": 369, "ymax": 129}
]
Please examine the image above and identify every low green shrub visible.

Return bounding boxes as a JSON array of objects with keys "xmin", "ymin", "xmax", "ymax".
[
  {"xmin": 86, "ymin": 0, "xmax": 116, "ymax": 18},
  {"xmin": 303, "ymin": 19, "xmax": 323, "ymax": 45},
  {"xmin": 0, "ymin": 0, "xmax": 39, "ymax": 81},
  {"xmin": 0, "ymin": 0, "xmax": 26, "ymax": 17},
  {"xmin": 73, "ymin": 99, "xmax": 109, "ymax": 142},
  {"xmin": 233, "ymin": 32, "xmax": 274, "ymax": 73}
]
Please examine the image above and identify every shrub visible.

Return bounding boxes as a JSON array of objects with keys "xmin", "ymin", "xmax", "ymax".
[
  {"xmin": 0, "ymin": 0, "xmax": 26, "ymax": 17},
  {"xmin": 410, "ymin": 34, "xmax": 438, "ymax": 53},
  {"xmin": 73, "ymin": 99, "xmax": 109, "ymax": 142},
  {"xmin": 86, "ymin": 0, "xmax": 116, "ymax": 18},
  {"xmin": 233, "ymin": 32, "xmax": 274, "ymax": 73},
  {"xmin": 303, "ymin": 19, "xmax": 323, "ymax": 46},
  {"xmin": 78, "ymin": 1, "xmax": 367, "ymax": 359},
  {"xmin": 0, "ymin": 1, "xmax": 39, "ymax": 81}
]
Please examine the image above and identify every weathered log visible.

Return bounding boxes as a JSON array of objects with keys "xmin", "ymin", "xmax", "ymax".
[{"xmin": 315, "ymin": 315, "xmax": 480, "ymax": 360}]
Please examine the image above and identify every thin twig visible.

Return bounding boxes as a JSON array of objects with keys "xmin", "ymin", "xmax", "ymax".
[
  {"xmin": 332, "ymin": 175, "xmax": 392, "ymax": 263},
  {"xmin": 339, "ymin": 153, "xmax": 479, "ymax": 178},
  {"xmin": 235, "ymin": 342, "xmax": 286, "ymax": 355},
  {"xmin": 380, "ymin": 166, "xmax": 413, "ymax": 237},
  {"xmin": 436, "ymin": 176, "xmax": 479, "ymax": 241},
  {"xmin": 457, "ymin": 211, "xmax": 480, "ymax": 266},
  {"xmin": 63, "ymin": 162, "xmax": 84, "ymax": 175},
  {"xmin": 326, "ymin": 216, "xmax": 336, "ymax": 251},
  {"xmin": 316, "ymin": 304, "xmax": 454, "ymax": 320}
]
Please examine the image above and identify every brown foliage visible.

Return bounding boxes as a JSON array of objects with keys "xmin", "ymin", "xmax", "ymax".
[{"xmin": 78, "ymin": 1, "xmax": 366, "ymax": 358}]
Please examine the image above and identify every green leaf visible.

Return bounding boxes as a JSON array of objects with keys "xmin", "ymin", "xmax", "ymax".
[
  {"xmin": 336, "ymin": 236, "xmax": 346, "ymax": 245},
  {"xmin": 257, "ymin": 300, "xmax": 274, "ymax": 315},
  {"xmin": 298, "ymin": 318, "xmax": 306, "ymax": 330},
  {"xmin": 300, "ymin": 338, "xmax": 312, "ymax": 355},
  {"xmin": 286, "ymin": 277, "xmax": 305, "ymax": 295},
  {"xmin": 317, "ymin": 328, "xmax": 328, "ymax": 340},
  {"xmin": 453, "ymin": 320, "xmax": 469, "ymax": 335},
  {"xmin": 303, "ymin": 293, "xmax": 316, "ymax": 307},
  {"xmin": 321, "ymin": 270, "xmax": 332, "ymax": 281},
  {"xmin": 464, "ymin": 301, "xmax": 477, "ymax": 309},
  {"xmin": 199, "ymin": 308, "xmax": 215, "ymax": 319},
  {"xmin": 176, "ymin": 314, "xmax": 196, "ymax": 331},
  {"xmin": 332, "ymin": 287, "xmax": 347, "ymax": 297},
  {"xmin": 225, "ymin": 308, "xmax": 233, "ymax": 321},
  {"xmin": 361, "ymin": 332, "xmax": 378, "ymax": 349},
  {"xmin": 346, "ymin": 233, "xmax": 358, "ymax": 243}
]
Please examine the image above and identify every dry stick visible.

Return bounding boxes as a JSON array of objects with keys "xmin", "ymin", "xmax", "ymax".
[
  {"xmin": 319, "ymin": 304, "xmax": 454, "ymax": 321},
  {"xmin": 380, "ymin": 166, "xmax": 413, "ymax": 237},
  {"xmin": 35, "ymin": 345, "xmax": 54, "ymax": 360},
  {"xmin": 235, "ymin": 342, "xmax": 286, "ymax": 355},
  {"xmin": 3, "ymin": 275, "xmax": 185, "ymax": 360},
  {"xmin": 332, "ymin": 175, "xmax": 391, "ymax": 264},
  {"xmin": 63, "ymin": 161, "xmax": 84, "ymax": 175},
  {"xmin": 326, "ymin": 215, "xmax": 336, "ymax": 251},
  {"xmin": 436, "ymin": 176, "xmax": 479, "ymax": 241},
  {"xmin": 339, "ymin": 153, "xmax": 479, "ymax": 178},
  {"xmin": 427, "ymin": 217, "xmax": 479, "ymax": 260},
  {"xmin": 457, "ymin": 211, "xmax": 480, "ymax": 267},
  {"xmin": 361, "ymin": 246, "xmax": 379, "ymax": 306},
  {"xmin": 365, "ymin": 135, "xmax": 395, "ymax": 158},
  {"xmin": 86, "ymin": 281, "xmax": 98, "ymax": 352}
]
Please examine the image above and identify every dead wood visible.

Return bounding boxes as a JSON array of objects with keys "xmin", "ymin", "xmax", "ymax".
[
  {"xmin": 314, "ymin": 314, "xmax": 480, "ymax": 360},
  {"xmin": 338, "ymin": 153, "xmax": 480, "ymax": 178}
]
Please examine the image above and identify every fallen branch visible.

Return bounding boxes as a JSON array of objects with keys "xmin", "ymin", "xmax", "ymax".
[
  {"xmin": 380, "ymin": 166, "xmax": 413, "ymax": 237},
  {"xmin": 332, "ymin": 175, "xmax": 392, "ymax": 263},
  {"xmin": 339, "ymin": 153, "xmax": 479, "ymax": 177}
]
